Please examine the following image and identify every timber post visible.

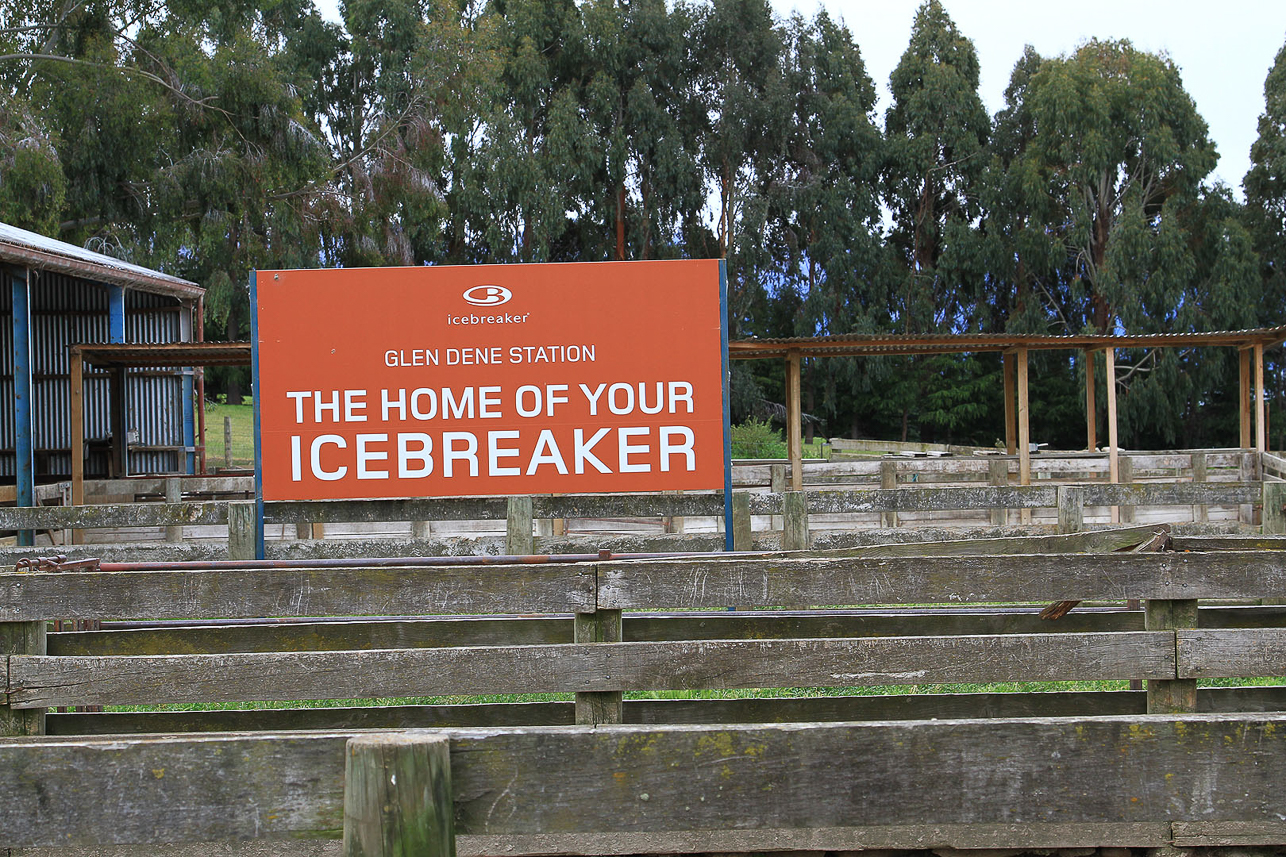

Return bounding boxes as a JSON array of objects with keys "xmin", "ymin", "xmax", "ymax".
[
  {"xmin": 880, "ymin": 460, "xmax": 898, "ymax": 528},
  {"xmin": 1240, "ymin": 451, "xmax": 1261, "ymax": 526},
  {"xmin": 0, "ymin": 619, "xmax": 46, "ymax": 736},
  {"xmin": 770, "ymin": 463, "xmax": 786, "ymax": 532},
  {"xmin": 1263, "ymin": 481, "xmax": 1286, "ymax": 535},
  {"xmin": 227, "ymin": 500, "xmax": 256, "ymax": 561},
  {"xmin": 1144, "ymin": 598, "xmax": 1198, "ymax": 714},
  {"xmin": 1056, "ymin": 485, "xmax": 1083, "ymax": 534},
  {"xmin": 782, "ymin": 490, "xmax": 810, "ymax": 551},
  {"xmin": 989, "ymin": 459, "xmax": 1008, "ymax": 527},
  {"xmin": 506, "ymin": 496, "xmax": 534, "ymax": 556},
  {"xmin": 223, "ymin": 415, "xmax": 233, "ymax": 470},
  {"xmin": 1192, "ymin": 452, "xmax": 1208, "ymax": 524},
  {"xmin": 1119, "ymin": 456, "xmax": 1135, "ymax": 524},
  {"xmin": 731, "ymin": 492, "xmax": 753, "ymax": 551},
  {"xmin": 165, "ymin": 476, "xmax": 184, "ymax": 543},
  {"xmin": 575, "ymin": 550, "xmax": 624, "ymax": 725},
  {"xmin": 343, "ymin": 732, "xmax": 455, "ymax": 857}
]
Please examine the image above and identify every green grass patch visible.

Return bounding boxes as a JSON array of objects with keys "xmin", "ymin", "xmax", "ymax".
[
  {"xmin": 730, "ymin": 418, "xmax": 826, "ymax": 459},
  {"xmin": 203, "ymin": 400, "xmax": 256, "ymax": 469}
]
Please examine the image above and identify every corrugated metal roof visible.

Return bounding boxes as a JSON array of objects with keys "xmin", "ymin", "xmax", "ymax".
[
  {"xmin": 0, "ymin": 221, "xmax": 202, "ymax": 299},
  {"xmin": 730, "ymin": 326, "xmax": 1286, "ymax": 358},
  {"xmin": 72, "ymin": 342, "xmax": 251, "ymax": 368}
]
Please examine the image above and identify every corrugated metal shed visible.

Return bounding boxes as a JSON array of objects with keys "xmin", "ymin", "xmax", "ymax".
[{"xmin": 2, "ymin": 222, "xmax": 204, "ymax": 492}]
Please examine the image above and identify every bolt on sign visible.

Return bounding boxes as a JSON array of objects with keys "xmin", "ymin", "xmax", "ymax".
[{"xmin": 252, "ymin": 260, "xmax": 728, "ymax": 501}]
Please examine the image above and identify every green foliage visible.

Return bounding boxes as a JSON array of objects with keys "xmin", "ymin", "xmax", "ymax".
[
  {"xmin": 729, "ymin": 418, "xmax": 783, "ymax": 458},
  {"xmin": 1, "ymin": 0, "xmax": 1282, "ymax": 448}
]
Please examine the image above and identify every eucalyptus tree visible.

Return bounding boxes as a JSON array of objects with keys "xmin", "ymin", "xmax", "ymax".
[{"xmin": 883, "ymin": 0, "xmax": 989, "ymax": 335}]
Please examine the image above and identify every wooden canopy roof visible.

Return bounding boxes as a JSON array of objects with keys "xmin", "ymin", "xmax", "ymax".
[
  {"xmin": 71, "ymin": 342, "xmax": 252, "ymax": 368},
  {"xmin": 729, "ymin": 326, "xmax": 1286, "ymax": 360}
]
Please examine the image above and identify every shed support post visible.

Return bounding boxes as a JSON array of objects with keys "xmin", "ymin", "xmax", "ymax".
[
  {"xmin": 70, "ymin": 350, "xmax": 85, "ymax": 544},
  {"xmin": 785, "ymin": 349, "xmax": 803, "ymax": 491},
  {"xmin": 1240, "ymin": 347, "xmax": 1252, "ymax": 449},
  {"xmin": 1017, "ymin": 347, "xmax": 1031, "ymax": 523},
  {"xmin": 1003, "ymin": 351, "xmax": 1016, "ymax": 455},
  {"xmin": 180, "ymin": 302, "xmax": 195, "ymax": 475},
  {"xmin": 1085, "ymin": 349, "xmax": 1097, "ymax": 451},
  {"xmin": 1106, "ymin": 347, "xmax": 1120, "ymax": 523},
  {"xmin": 1255, "ymin": 342, "xmax": 1267, "ymax": 453},
  {"xmin": 107, "ymin": 284, "xmax": 128, "ymax": 478},
  {"xmin": 11, "ymin": 267, "xmax": 34, "ymax": 546}
]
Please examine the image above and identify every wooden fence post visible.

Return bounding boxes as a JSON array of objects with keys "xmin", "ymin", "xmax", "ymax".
[
  {"xmin": 343, "ymin": 733, "xmax": 455, "ymax": 857},
  {"xmin": 1, "ymin": 620, "xmax": 45, "ymax": 736},
  {"xmin": 228, "ymin": 500, "xmax": 256, "ymax": 561},
  {"xmin": 1056, "ymin": 485, "xmax": 1083, "ymax": 534},
  {"xmin": 1240, "ymin": 451, "xmax": 1260, "ymax": 526},
  {"xmin": 1119, "ymin": 456, "xmax": 1135, "ymax": 524},
  {"xmin": 165, "ymin": 476, "xmax": 184, "ymax": 543},
  {"xmin": 506, "ymin": 496, "xmax": 534, "ymax": 556},
  {"xmin": 1145, "ymin": 599, "xmax": 1198, "ymax": 714},
  {"xmin": 576, "ymin": 554, "xmax": 623, "ymax": 725},
  {"xmin": 1192, "ymin": 452, "xmax": 1208, "ymax": 524},
  {"xmin": 731, "ymin": 492, "xmax": 753, "ymax": 551},
  {"xmin": 880, "ymin": 460, "xmax": 898, "ymax": 528},
  {"xmin": 412, "ymin": 520, "xmax": 432, "ymax": 540},
  {"xmin": 1263, "ymin": 481, "xmax": 1286, "ymax": 535},
  {"xmin": 770, "ymin": 463, "xmax": 786, "ymax": 533},
  {"xmin": 782, "ymin": 490, "xmax": 809, "ymax": 551},
  {"xmin": 223, "ymin": 415, "xmax": 233, "ymax": 470},
  {"xmin": 989, "ymin": 459, "xmax": 1008, "ymax": 527}
]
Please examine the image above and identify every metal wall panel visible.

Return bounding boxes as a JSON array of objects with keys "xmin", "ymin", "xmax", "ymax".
[{"xmin": 0, "ymin": 269, "xmax": 194, "ymax": 480}]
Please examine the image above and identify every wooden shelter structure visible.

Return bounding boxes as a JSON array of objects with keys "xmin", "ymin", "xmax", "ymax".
[
  {"xmin": 68, "ymin": 342, "xmax": 252, "ymax": 510},
  {"xmin": 730, "ymin": 327, "xmax": 1286, "ymax": 493}
]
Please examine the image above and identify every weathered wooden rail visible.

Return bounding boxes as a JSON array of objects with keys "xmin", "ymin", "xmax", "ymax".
[
  {"xmin": 3, "ymin": 537, "xmax": 1286, "ymax": 852},
  {"xmin": 3, "ymin": 531, "xmax": 1286, "ymax": 852},
  {"xmin": 0, "ymin": 478, "xmax": 1272, "ymax": 565}
]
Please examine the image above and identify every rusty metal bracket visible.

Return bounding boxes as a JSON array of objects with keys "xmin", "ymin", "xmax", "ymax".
[{"xmin": 14, "ymin": 555, "xmax": 102, "ymax": 573}]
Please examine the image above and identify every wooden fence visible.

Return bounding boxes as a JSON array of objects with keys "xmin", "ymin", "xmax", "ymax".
[
  {"xmin": 2, "ymin": 529, "xmax": 1286, "ymax": 851},
  {"xmin": 0, "ymin": 475, "xmax": 1273, "ymax": 563}
]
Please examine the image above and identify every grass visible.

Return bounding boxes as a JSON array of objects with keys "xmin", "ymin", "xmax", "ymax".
[
  {"xmin": 203, "ymin": 399, "xmax": 255, "ymax": 469},
  {"xmin": 103, "ymin": 677, "xmax": 1285, "ymax": 714}
]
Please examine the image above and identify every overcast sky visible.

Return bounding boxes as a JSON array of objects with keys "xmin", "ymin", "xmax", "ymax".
[{"xmin": 315, "ymin": 0, "xmax": 1286, "ymax": 198}]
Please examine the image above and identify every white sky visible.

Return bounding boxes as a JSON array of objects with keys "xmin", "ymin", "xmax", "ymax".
[{"xmin": 314, "ymin": 0, "xmax": 1286, "ymax": 198}]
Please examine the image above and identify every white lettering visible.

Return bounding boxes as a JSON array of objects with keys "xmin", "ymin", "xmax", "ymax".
[
  {"xmin": 442, "ymin": 431, "xmax": 478, "ymax": 477},
  {"xmin": 618, "ymin": 427, "xmax": 651, "ymax": 472},
  {"xmin": 660, "ymin": 426, "xmax": 695, "ymax": 472},
  {"xmin": 398, "ymin": 433, "xmax": 433, "ymax": 478},
  {"xmin": 355, "ymin": 433, "xmax": 388, "ymax": 479}
]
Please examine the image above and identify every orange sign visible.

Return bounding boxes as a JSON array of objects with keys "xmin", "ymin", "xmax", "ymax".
[{"xmin": 253, "ymin": 261, "xmax": 727, "ymax": 501}]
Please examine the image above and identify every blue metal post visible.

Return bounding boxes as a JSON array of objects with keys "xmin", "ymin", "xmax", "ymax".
[
  {"xmin": 11, "ymin": 267, "xmax": 33, "ymax": 546},
  {"xmin": 181, "ymin": 302, "xmax": 196, "ymax": 474},
  {"xmin": 720, "ymin": 260, "xmax": 733, "ymax": 553},
  {"xmin": 106, "ymin": 284, "xmax": 126, "ymax": 343},
  {"xmin": 249, "ymin": 271, "xmax": 265, "ymax": 559},
  {"xmin": 106, "ymin": 284, "xmax": 128, "ymax": 476}
]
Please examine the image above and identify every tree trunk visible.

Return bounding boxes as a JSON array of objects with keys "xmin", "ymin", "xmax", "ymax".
[{"xmin": 616, "ymin": 183, "xmax": 626, "ymax": 261}]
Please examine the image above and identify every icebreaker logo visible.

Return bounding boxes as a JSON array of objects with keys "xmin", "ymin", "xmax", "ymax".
[{"xmin": 463, "ymin": 285, "xmax": 512, "ymax": 307}]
